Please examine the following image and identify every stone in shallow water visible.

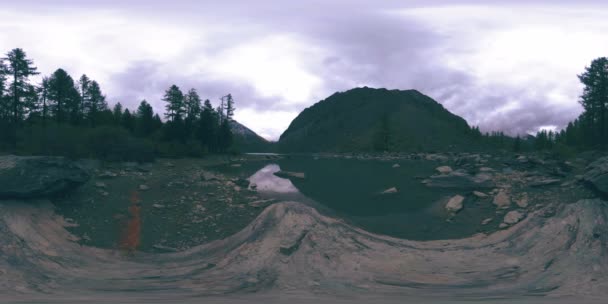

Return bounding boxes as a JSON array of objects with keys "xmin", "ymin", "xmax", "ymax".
[
  {"xmin": 426, "ymin": 171, "xmax": 495, "ymax": 189},
  {"xmin": 493, "ymin": 191, "xmax": 511, "ymax": 209},
  {"xmin": 436, "ymin": 166, "xmax": 453, "ymax": 174},
  {"xmin": 473, "ymin": 191, "xmax": 488, "ymax": 198},
  {"xmin": 0, "ymin": 155, "xmax": 89, "ymax": 199},
  {"xmin": 445, "ymin": 195, "xmax": 465, "ymax": 213},
  {"xmin": 274, "ymin": 171, "xmax": 306, "ymax": 179},
  {"xmin": 381, "ymin": 187, "xmax": 398, "ymax": 194},
  {"xmin": 503, "ymin": 210, "xmax": 525, "ymax": 225}
]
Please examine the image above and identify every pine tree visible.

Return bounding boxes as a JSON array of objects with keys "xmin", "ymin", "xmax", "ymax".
[
  {"xmin": 225, "ymin": 94, "xmax": 235, "ymax": 121},
  {"xmin": 122, "ymin": 108, "xmax": 135, "ymax": 132},
  {"xmin": 39, "ymin": 77, "xmax": 50, "ymax": 123},
  {"xmin": 85, "ymin": 80, "xmax": 107, "ymax": 126},
  {"xmin": 79, "ymin": 74, "xmax": 90, "ymax": 117},
  {"xmin": 135, "ymin": 100, "xmax": 155, "ymax": 137},
  {"xmin": 48, "ymin": 68, "xmax": 79, "ymax": 124},
  {"xmin": 163, "ymin": 85, "xmax": 185, "ymax": 122},
  {"xmin": 578, "ymin": 57, "xmax": 608, "ymax": 147},
  {"xmin": 112, "ymin": 102, "xmax": 123, "ymax": 125},
  {"xmin": 197, "ymin": 99, "xmax": 218, "ymax": 151},
  {"xmin": 0, "ymin": 59, "xmax": 9, "ymax": 120},
  {"xmin": 4, "ymin": 48, "xmax": 39, "ymax": 124},
  {"xmin": 185, "ymin": 88, "xmax": 202, "ymax": 121}
]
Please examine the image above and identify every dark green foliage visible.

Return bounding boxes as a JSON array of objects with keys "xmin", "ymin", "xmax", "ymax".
[
  {"xmin": 279, "ymin": 87, "xmax": 478, "ymax": 152},
  {"xmin": 4, "ymin": 48, "xmax": 39, "ymax": 124},
  {"xmin": 163, "ymin": 85, "xmax": 185, "ymax": 122},
  {"xmin": 48, "ymin": 68, "xmax": 80, "ymax": 124},
  {"xmin": 135, "ymin": 100, "xmax": 157, "ymax": 137},
  {"xmin": 86, "ymin": 126, "xmax": 154, "ymax": 162},
  {"xmin": 0, "ymin": 48, "xmax": 258, "ymax": 160},
  {"xmin": 121, "ymin": 109, "xmax": 135, "ymax": 132}
]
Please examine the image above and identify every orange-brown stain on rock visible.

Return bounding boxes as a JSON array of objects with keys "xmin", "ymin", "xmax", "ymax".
[{"xmin": 120, "ymin": 191, "xmax": 142, "ymax": 254}]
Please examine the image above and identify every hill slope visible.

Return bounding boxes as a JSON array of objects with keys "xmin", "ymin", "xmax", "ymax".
[
  {"xmin": 230, "ymin": 121, "xmax": 275, "ymax": 152},
  {"xmin": 278, "ymin": 87, "xmax": 478, "ymax": 152}
]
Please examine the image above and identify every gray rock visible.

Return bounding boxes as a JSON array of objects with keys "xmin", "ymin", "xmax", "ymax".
[
  {"xmin": 445, "ymin": 195, "xmax": 465, "ymax": 213},
  {"xmin": 0, "ymin": 155, "xmax": 89, "ymax": 199},
  {"xmin": 274, "ymin": 171, "xmax": 306, "ymax": 179},
  {"xmin": 392, "ymin": 164, "xmax": 401, "ymax": 168},
  {"xmin": 426, "ymin": 171, "xmax": 495, "ymax": 189},
  {"xmin": 139, "ymin": 184, "xmax": 150, "ymax": 191},
  {"xmin": 481, "ymin": 218, "xmax": 493, "ymax": 225},
  {"xmin": 515, "ymin": 193, "xmax": 529, "ymax": 208},
  {"xmin": 503, "ymin": 210, "xmax": 525, "ymax": 225},
  {"xmin": 436, "ymin": 166, "xmax": 453, "ymax": 174},
  {"xmin": 493, "ymin": 191, "xmax": 511, "ymax": 209},
  {"xmin": 95, "ymin": 182, "xmax": 107, "ymax": 189},
  {"xmin": 473, "ymin": 191, "xmax": 488, "ymax": 198},
  {"xmin": 381, "ymin": 187, "xmax": 398, "ymax": 194},
  {"xmin": 529, "ymin": 178, "xmax": 561, "ymax": 187},
  {"xmin": 583, "ymin": 156, "xmax": 608, "ymax": 194}
]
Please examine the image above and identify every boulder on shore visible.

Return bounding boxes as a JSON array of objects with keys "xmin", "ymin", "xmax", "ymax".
[
  {"xmin": 0, "ymin": 155, "xmax": 89, "ymax": 199},
  {"xmin": 583, "ymin": 156, "xmax": 608, "ymax": 195},
  {"xmin": 503, "ymin": 210, "xmax": 525, "ymax": 225}
]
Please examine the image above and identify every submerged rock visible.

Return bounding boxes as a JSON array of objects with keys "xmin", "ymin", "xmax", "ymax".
[
  {"xmin": 445, "ymin": 195, "xmax": 465, "ymax": 213},
  {"xmin": 0, "ymin": 155, "xmax": 89, "ymax": 199},
  {"xmin": 425, "ymin": 171, "xmax": 495, "ymax": 189},
  {"xmin": 473, "ymin": 191, "xmax": 488, "ymax": 198},
  {"xmin": 435, "ymin": 166, "xmax": 453, "ymax": 174},
  {"xmin": 274, "ymin": 171, "xmax": 306, "ymax": 179},
  {"xmin": 381, "ymin": 187, "xmax": 398, "ymax": 194}
]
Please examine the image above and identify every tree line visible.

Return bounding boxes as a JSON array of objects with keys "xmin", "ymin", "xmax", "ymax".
[{"xmin": 0, "ymin": 48, "xmax": 236, "ymax": 161}]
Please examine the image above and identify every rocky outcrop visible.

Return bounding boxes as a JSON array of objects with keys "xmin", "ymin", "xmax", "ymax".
[
  {"xmin": 3, "ymin": 199, "xmax": 607, "ymax": 298},
  {"xmin": 0, "ymin": 155, "xmax": 89, "ymax": 199},
  {"xmin": 584, "ymin": 156, "xmax": 608, "ymax": 195},
  {"xmin": 425, "ymin": 171, "xmax": 495, "ymax": 189}
]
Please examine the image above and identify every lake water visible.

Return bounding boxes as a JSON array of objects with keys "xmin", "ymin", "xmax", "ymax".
[{"xmin": 218, "ymin": 156, "xmax": 497, "ymax": 240}]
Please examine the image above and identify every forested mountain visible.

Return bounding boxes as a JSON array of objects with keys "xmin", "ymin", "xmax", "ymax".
[
  {"xmin": 230, "ymin": 120, "xmax": 274, "ymax": 152},
  {"xmin": 278, "ymin": 87, "xmax": 480, "ymax": 152}
]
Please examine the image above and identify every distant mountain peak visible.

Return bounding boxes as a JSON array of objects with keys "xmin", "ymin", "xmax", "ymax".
[{"xmin": 278, "ymin": 87, "xmax": 476, "ymax": 152}]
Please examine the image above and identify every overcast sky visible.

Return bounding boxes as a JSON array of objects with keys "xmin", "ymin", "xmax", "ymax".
[{"xmin": 1, "ymin": 1, "xmax": 607, "ymax": 140}]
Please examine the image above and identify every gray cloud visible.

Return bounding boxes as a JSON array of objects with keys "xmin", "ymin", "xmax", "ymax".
[{"xmin": 3, "ymin": 0, "xmax": 606, "ymax": 139}]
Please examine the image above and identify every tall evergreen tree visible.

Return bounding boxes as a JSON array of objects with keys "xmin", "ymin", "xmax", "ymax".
[
  {"xmin": 0, "ymin": 59, "xmax": 9, "ymax": 120},
  {"xmin": 163, "ymin": 85, "xmax": 185, "ymax": 122},
  {"xmin": 122, "ymin": 108, "xmax": 135, "ymax": 132},
  {"xmin": 578, "ymin": 57, "xmax": 608, "ymax": 147},
  {"xmin": 79, "ymin": 74, "xmax": 91, "ymax": 117},
  {"xmin": 4, "ymin": 48, "xmax": 39, "ymax": 124},
  {"xmin": 185, "ymin": 88, "xmax": 202, "ymax": 121},
  {"xmin": 197, "ymin": 99, "xmax": 218, "ymax": 151},
  {"xmin": 85, "ymin": 80, "xmax": 107, "ymax": 126},
  {"xmin": 224, "ymin": 94, "xmax": 235, "ymax": 121},
  {"xmin": 47, "ymin": 68, "xmax": 79, "ymax": 124},
  {"xmin": 136, "ymin": 100, "xmax": 155, "ymax": 137},
  {"xmin": 39, "ymin": 77, "xmax": 50, "ymax": 123},
  {"xmin": 112, "ymin": 102, "xmax": 123, "ymax": 124}
]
